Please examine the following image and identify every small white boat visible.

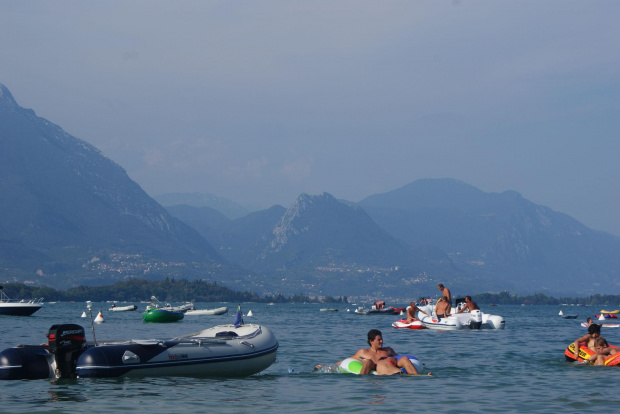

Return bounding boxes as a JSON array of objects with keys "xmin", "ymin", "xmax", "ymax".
[
  {"xmin": 419, "ymin": 314, "xmax": 463, "ymax": 330},
  {"xmin": 0, "ymin": 322, "xmax": 278, "ymax": 379},
  {"xmin": 185, "ymin": 306, "xmax": 228, "ymax": 316},
  {"xmin": 145, "ymin": 296, "xmax": 194, "ymax": 313},
  {"xmin": 109, "ymin": 304, "xmax": 137, "ymax": 312},
  {"xmin": 417, "ymin": 299, "xmax": 505, "ymax": 330},
  {"xmin": 320, "ymin": 308, "xmax": 338, "ymax": 312},
  {"xmin": 581, "ymin": 322, "xmax": 620, "ymax": 328},
  {"xmin": 0, "ymin": 286, "xmax": 43, "ymax": 316}
]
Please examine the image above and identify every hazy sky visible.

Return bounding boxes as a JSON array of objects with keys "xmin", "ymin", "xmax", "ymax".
[{"xmin": 1, "ymin": 1, "xmax": 619, "ymax": 235}]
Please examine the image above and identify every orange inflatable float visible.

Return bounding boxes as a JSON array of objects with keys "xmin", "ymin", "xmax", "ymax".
[{"xmin": 564, "ymin": 342, "xmax": 620, "ymax": 366}]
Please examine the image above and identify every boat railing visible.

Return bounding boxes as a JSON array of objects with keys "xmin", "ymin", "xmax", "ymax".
[
  {"xmin": 176, "ymin": 325, "xmax": 262, "ymax": 341},
  {"xmin": 0, "ymin": 289, "xmax": 44, "ymax": 304}
]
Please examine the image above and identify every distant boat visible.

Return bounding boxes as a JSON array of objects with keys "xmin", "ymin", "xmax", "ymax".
[
  {"xmin": 145, "ymin": 296, "xmax": 194, "ymax": 313},
  {"xmin": 185, "ymin": 306, "xmax": 228, "ymax": 316},
  {"xmin": 0, "ymin": 286, "xmax": 43, "ymax": 316},
  {"xmin": 320, "ymin": 308, "xmax": 338, "ymax": 312},
  {"xmin": 109, "ymin": 304, "xmax": 137, "ymax": 312},
  {"xmin": 142, "ymin": 308, "xmax": 184, "ymax": 323}
]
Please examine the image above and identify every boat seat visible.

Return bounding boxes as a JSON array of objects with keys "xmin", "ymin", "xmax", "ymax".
[{"xmin": 215, "ymin": 331, "xmax": 239, "ymax": 339}]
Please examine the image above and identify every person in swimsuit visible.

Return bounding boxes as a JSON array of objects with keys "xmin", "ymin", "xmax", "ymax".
[
  {"xmin": 435, "ymin": 296, "xmax": 452, "ymax": 318},
  {"xmin": 406, "ymin": 302, "xmax": 429, "ymax": 323},
  {"xmin": 438, "ymin": 283, "xmax": 452, "ymax": 307},
  {"xmin": 456, "ymin": 296, "xmax": 480, "ymax": 314},
  {"xmin": 573, "ymin": 323, "xmax": 601, "ymax": 359},
  {"xmin": 346, "ymin": 329, "xmax": 429, "ymax": 375},
  {"xmin": 585, "ymin": 337, "xmax": 617, "ymax": 365}
]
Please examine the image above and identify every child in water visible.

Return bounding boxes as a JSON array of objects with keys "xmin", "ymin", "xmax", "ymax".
[{"xmin": 585, "ymin": 337, "xmax": 618, "ymax": 365}]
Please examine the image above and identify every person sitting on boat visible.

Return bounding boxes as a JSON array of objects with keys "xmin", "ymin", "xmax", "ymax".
[
  {"xmin": 406, "ymin": 302, "xmax": 429, "ymax": 323},
  {"xmin": 374, "ymin": 301, "xmax": 385, "ymax": 310},
  {"xmin": 346, "ymin": 329, "xmax": 425, "ymax": 375},
  {"xmin": 456, "ymin": 296, "xmax": 480, "ymax": 314},
  {"xmin": 585, "ymin": 337, "xmax": 618, "ymax": 365},
  {"xmin": 435, "ymin": 296, "xmax": 452, "ymax": 318},
  {"xmin": 573, "ymin": 323, "xmax": 601, "ymax": 359}
]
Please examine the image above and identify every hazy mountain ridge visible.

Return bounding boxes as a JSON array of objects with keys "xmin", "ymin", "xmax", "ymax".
[
  {"xmin": 165, "ymin": 192, "xmax": 468, "ymax": 296},
  {"xmin": 0, "ymin": 83, "xmax": 224, "ymax": 287},
  {"xmin": 155, "ymin": 192, "xmax": 258, "ymax": 220},
  {"xmin": 2, "ymin": 83, "xmax": 618, "ymax": 296},
  {"xmin": 359, "ymin": 179, "xmax": 620, "ymax": 294}
]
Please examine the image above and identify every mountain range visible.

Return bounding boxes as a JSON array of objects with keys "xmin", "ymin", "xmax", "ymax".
[
  {"xmin": 0, "ymin": 83, "xmax": 228, "ymax": 288},
  {"xmin": 2, "ymin": 83, "xmax": 619, "ymax": 298}
]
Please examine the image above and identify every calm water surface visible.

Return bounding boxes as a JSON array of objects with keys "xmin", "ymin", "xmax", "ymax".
[{"xmin": 1, "ymin": 302, "xmax": 619, "ymax": 413}]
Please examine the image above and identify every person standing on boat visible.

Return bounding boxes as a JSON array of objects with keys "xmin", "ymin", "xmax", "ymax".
[
  {"xmin": 456, "ymin": 296, "xmax": 480, "ymax": 314},
  {"xmin": 438, "ymin": 283, "xmax": 452, "ymax": 307},
  {"xmin": 406, "ymin": 302, "xmax": 429, "ymax": 323}
]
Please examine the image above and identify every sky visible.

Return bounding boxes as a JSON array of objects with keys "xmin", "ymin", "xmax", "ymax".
[{"xmin": 1, "ymin": 1, "xmax": 619, "ymax": 235}]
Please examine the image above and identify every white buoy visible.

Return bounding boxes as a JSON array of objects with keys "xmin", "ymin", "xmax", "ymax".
[
  {"xmin": 247, "ymin": 310, "xmax": 254, "ymax": 316},
  {"xmin": 599, "ymin": 314, "xmax": 606, "ymax": 321},
  {"xmin": 559, "ymin": 310, "xmax": 563, "ymax": 315},
  {"xmin": 400, "ymin": 310, "xmax": 405, "ymax": 316},
  {"xmin": 95, "ymin": 310, "xmax": 104, "ymax": 323},
  {"xmin": 81, "ymin": 311, "xmax": 87, "ymax": 318}
]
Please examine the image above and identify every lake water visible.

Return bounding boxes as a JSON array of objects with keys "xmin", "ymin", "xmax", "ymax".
[{"xmin": 1, "ymin": 302, "xmax": 619, "ymax": 413}]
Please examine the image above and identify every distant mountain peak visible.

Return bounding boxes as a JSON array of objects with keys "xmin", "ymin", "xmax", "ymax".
[
  {"xmin": 0, "ymin": 83, "xmax": 20, "ymax": 110},
  {"xmin": 270, "ymin": 193, "xmax": 330, "ymax": 251}
]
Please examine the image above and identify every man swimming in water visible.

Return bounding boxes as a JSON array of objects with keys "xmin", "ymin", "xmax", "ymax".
[
  {"xmin": 314, "ymin": 329, "xmax": 431, "ymax": 375},
  {"xmin": 346, "ymin": 329, "xmax": 426, "ymax": 375}
]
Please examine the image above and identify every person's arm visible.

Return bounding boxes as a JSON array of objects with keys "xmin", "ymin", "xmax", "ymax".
[
  {"xmin": 573, "ymin": 334, "xmax": 589, "ymax": 357},
  {"xmin": 359, "ymin": 358, "xmax": 375, "ymax": 375},
  {"xmin": 354, "ymin": 350, "xmax": 376, "ymax": 375}
]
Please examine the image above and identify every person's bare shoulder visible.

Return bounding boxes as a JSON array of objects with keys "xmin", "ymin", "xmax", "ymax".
[
  {"xmin": 353, "ymin": 348, "xmax": 371, "ymax": 359},
  {"xmin": 383, "ymin": 347, "xmax": 397, "ymax": 356}
]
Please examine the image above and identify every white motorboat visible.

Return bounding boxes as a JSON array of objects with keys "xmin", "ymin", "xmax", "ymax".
[
  {"xmin": 109, "ymin": 304, "xmax": 138, "ymax": 312},
  {"xmin": 0, "ymin": 322, "xmax": 278, "ymax": 379},
  {"xmin": 145, "ymin": 296, "xmax": 194, "ymax": 313},
  {"xmin": 185, "ymin": 306, "xmax": 228, "ymax": 316},
  {"xmin": 0, "ymin": 286, "xmax": 43, "ymax": 316},
  {"xmin": 418, "ymin": 313, "xmax": 463, "ymax": 330},
  {"xmin": 417, "ymin": 299, "xmax": 505, "ymax": 330}
]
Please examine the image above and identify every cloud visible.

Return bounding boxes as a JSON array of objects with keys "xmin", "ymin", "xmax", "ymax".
[{"xmin": 278, "ymin": 155, "xmax": 314, "ymax": 183}]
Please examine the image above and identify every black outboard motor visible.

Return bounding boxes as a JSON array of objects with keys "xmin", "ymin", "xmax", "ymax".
[
  {"xmin": 469, "ymin": 310, "xmax": 483, "ymax": 329},
  {"xmin": 48, "ymin": 324, "xmax": 87, "ymax": 378}
]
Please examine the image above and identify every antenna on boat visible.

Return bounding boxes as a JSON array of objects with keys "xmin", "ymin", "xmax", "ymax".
[{"xmin": 86, "ymin": 300, "xmax": 98, "ymax": 346}]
